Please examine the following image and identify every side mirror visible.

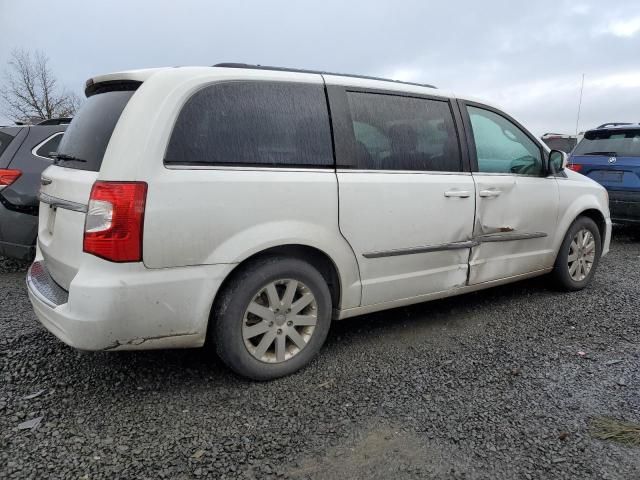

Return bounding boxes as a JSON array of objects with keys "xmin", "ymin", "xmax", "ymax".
[{"xmin": 549, "ymin": 149, "xmax": 568, "ymax": 173}]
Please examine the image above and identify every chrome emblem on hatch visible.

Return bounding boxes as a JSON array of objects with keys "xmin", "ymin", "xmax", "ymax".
[
  {"xmin": 608, "ymin": 157, "xmax": 617, "ymax": 164},
  {"xmin": 41, "ymin": 176, "xmax": 52, "ymax": 186}
]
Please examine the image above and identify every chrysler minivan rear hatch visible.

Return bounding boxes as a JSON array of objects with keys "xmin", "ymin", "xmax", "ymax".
[{"xmin": 38, "ymin": 83, "xmax": 139, "ymax": 289}]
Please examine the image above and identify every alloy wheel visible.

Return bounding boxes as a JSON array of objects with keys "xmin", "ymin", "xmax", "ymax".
[
  {"xmin": 242, "ymin": 279, "xmax": 318, "ymax": 363},
  {"xmin": 567, "ymin": 228, "xmax": 596, "ymax": 282}
]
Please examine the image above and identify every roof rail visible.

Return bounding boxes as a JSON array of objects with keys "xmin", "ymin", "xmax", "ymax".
[
  {"xmin": 37, "ymin": 117, "xmax": 72, "ymax": 126},
  {"xmin": 596, "ymin": 122, "xmax": 635, "ymax": 129},
  {"xmin": 213, "ymin": 63, "xmax": 437, "ymax": 89}
]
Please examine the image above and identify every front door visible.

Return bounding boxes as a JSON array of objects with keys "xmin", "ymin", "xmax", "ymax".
[
  {"xmin": 328, "ymin": 83, "xmax": 476, "ymax": 306},
  {"xmin": 461, "ymin": 103, "xmax": 559, "ymax": 285}
]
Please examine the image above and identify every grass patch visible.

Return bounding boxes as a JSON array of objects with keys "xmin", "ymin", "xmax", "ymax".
[{"xmin": 591, "ymin": 417, "xmax": 640, "ymax": 447}]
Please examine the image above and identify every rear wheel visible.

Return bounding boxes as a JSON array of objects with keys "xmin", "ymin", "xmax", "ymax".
[
  {"xmin": 212, "ymin": 256, "xmax": 332, "ymax": 380},
  {"xmin": 552, "ymin": 216, "xmax": 602, "ymax": 291}
]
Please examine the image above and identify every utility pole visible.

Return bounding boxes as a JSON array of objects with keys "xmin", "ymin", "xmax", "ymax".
[{"xmin": 575, "ymin": 73, "xmax": 585, "ymax": 136}]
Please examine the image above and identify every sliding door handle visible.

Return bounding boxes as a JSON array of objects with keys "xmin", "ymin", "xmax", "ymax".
[
  {"xmin": 444, "ymin": 190, "xmax": 471, "ymax": 198},
  {"xmin": 479, "ymin": 189, "xmax": 502, "ymax": 198}
]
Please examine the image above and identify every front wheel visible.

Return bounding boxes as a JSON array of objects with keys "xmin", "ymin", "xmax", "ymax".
[
  {"xmin": 552, "ymin": 216, "xmax": 602, "ymax": 291},
  {"xmin": 212, "ymin": 256, "xmax": 332, "ymax": 380}
]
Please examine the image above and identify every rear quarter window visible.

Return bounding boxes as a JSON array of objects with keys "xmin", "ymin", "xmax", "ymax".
[
  {"xmin": 0, "ymin": 131, "xmax": 15, "ymax": 159},
  {"xmin": 165, "ymin": 81, "xmax": 334, "ymax": 168},
  {"xmin": 34, "ymin": 132, "xmax": 64, "ymax": 159}
]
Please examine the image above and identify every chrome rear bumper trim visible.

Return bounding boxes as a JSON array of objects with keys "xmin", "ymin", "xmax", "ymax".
[
  {"xmin": 26, "ymin": 261, "xmax": 69, "ymax": 308},
  {"xmin": 38, "ymin": 193, "xmax": 87, "ymax": 213}
]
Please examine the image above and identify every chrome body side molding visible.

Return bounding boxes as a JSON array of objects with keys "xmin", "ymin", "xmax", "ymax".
[
  {"xmin": 476, "ymin": 232, "xmax": 547, "ymax": 243},
  {"xmin": 363, "ymin": 240, "xmax": 478, "ymax": 259},
  {"xmin": 363, "ymin": 232, "xmax": 548, "ymax": 259}
]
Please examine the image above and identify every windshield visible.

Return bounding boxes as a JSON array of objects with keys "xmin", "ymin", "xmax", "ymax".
[
  {"xmin": 573, "ymin": 129, "xmax": 640, "ymax": 157},
  {"xmin": 56, "ymin": 89, "xmax": 136, "ymax": 171}
]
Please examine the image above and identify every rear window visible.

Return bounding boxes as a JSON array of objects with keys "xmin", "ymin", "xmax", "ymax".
[
  {"xmin": 0, "ymin": 131, "xmax": 15, "ymax": 159},
  {"xmin": 165, "ymin": 81, "xmax": 333, "ymax": 168},
  {"xmin": 55, "ymin": 90, "xmax": 136, "ymax": 171},
  {"xmin": 573, "ymin": 129, "xmax": 640, "ymax": 157}
]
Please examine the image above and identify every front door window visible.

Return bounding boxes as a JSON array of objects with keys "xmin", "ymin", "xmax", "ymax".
[{"xmin": 468, "ymin": 106, "xmax": 543, "ymax": 176}]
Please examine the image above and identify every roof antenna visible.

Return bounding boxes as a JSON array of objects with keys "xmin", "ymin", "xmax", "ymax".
[{"xmin": 575, "ymin": 73, "xmax": 585, "ymax": 136}]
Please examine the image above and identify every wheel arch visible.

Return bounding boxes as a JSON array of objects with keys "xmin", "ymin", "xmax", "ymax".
[
  {"xmin": 578, "ymin": 208, "xmax": 606, "ymax": 248},
  {"xmin": 555, "ymin": 190, "xmax": 609, "ymax": 254},
  {"xmin": 553, "ymin": 206, "xmax": 607, "ymax": 269},
  {"xmin": 209, "ymin": 244, "xmax": 344, "ymax": 330}
]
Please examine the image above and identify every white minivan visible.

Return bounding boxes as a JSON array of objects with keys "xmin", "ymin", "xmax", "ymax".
[{"xmin": 27, "ymin": 64, "xmax": 611, "ymax": 380}]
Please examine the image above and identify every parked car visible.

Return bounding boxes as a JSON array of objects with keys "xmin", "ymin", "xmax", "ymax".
[
  {"xmin": 27, "ymin": 65, "xmax": 611, "ymax": 380},
  {"xmin": 0, "ymin": 119, "xmax": 69, "ymax": 260},
  {"xmin": 541, "ymin": 132, "xmax": 579, "ymax": 153},
  {"xmin": 569, "ymin": 123, "xmax": 640, "ymax": 225}
]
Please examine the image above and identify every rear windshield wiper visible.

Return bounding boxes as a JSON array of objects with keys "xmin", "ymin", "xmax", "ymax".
[
  {"xmin": 50, "ymin": 153, "xmax": 87, "ymax": 164},
  {"xmin": 580, "ymin": 151, "xmax": 618, "ymax": 156}
]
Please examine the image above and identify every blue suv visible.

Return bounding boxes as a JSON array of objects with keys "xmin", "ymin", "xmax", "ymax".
[{"xmin": 569, "ymin": 123, "xmax": 640, "ymax": 225}]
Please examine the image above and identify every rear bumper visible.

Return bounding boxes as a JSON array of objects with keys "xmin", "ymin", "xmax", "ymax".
[
  {"xmin": 608, "ymin": 190, "xmax": 640, "ymax": 223},
  {"xmin": 27, "ymin": 254, "xmax": 234, "ymax": 351},
  {"xmin": 0, "ymin": 201, "xmax": 37, "ymax": 260}
]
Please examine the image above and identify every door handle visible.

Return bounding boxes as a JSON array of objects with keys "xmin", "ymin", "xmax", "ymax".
[
  {"xmin": 479, "ymin": 189, "xmax": 502, "ymax": 198},
  {"xmin": 444, "ymin": 190, "xmax": 471, "ymax": 198}
]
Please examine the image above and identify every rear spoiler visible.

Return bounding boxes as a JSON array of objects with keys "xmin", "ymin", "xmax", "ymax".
[
  {"xmin": 37, "ymin": 118, "xmax": 72, "ymax": 125},
  {"xmin": 585, "ymin": 128, "xmax": 640, "ymax": 140},
  {"xmin": 83, "ymin": 68, "xmax": 164, "ymax": 97},
  {"xmin": 84, "ymin": 79, "xmax": 142, "ymax": 97}
]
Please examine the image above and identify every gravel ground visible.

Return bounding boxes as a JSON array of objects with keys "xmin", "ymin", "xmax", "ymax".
[
  {"xmin": 0, "ymin": 256, "xmax": 30, "ymax": 274},
  {"xmin": 1, "ymin": 229, "xmax": 639, "ymax": 479}
]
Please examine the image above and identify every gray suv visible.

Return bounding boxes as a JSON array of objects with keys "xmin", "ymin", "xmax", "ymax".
[{"xmin": 0, "ymin": 119, "xmax": 69, "ymax": 260}]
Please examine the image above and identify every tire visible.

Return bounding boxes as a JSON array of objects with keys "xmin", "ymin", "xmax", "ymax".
[
  {"xmin": 552, "ymin": 216, "xmax": 602, "ymax": 291},
  {"xmin": 212, "ymin": 256, "xmax": 332, "ymax": 380}
]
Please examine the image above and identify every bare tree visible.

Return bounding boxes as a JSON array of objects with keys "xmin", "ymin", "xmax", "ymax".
[{"xmin": 0, "ymin": 49, "xmax": 81, "ymax": 123}]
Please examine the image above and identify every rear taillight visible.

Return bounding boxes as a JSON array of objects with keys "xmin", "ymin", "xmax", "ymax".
[
  {"xmin": 567, "ymin": 163, "xmax": 583, "ymax": 172},
  {"xmin": 0, "ymin": 169, "xmax": 21, "ymax": 190},
  {"xmin": 83, "ymin": 181, "xmax": 147, "ymax": 262}
]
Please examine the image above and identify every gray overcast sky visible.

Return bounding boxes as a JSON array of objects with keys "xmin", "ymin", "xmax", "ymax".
[{"xmin": 1, "ymin": 0, "xmax": 639, "ymax": 135}]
